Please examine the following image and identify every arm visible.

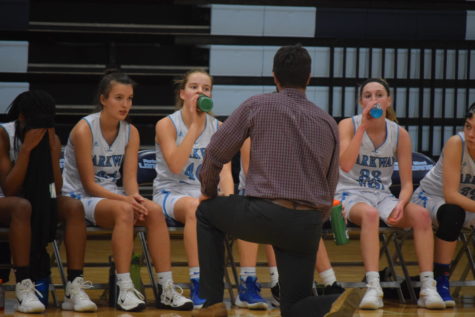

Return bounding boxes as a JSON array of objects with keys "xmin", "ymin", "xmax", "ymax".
[
  {"xmin": 122, "ymin": 125, "xmax": 141, "ymax": 196},
  {"xmin": 218, "ymin": 162, "xmax": 234, "ymax": 196},
  {"xmin": 200, "ymin": 103, "xmax": 251, "ymax": 198},
  {"xmin": 155, "ymin": 112, "xmax": 205, "ymax": 174},
  {"xmin": 0, "ymin": 128, "xmax": 47, "ymax": 196},
  {"xmin": 49, "ymin": 130, "xmax": 63, "ymax": 194},
  {"xmin": 387, "ymin": 127, "xmax": 413, "ymax": 225},
  {"xmin": 240, "ymin": 138, "xmax": 251, "ymax": 175},
  {"xmin": 395, "ymin": 127, "xmax": 413, "ymax": 206},
  {"xmin": 338, "ymin": 118, "xmax": 362, "ymax": 172},
  {"xmin": 443, "ymin": 136, "xmax": 475, "ymax": 212}
]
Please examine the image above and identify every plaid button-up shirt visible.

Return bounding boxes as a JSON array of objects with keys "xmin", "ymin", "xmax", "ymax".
[{"xmin": 200, "ymin": 88, "xmax": 339, "ymax": 215}]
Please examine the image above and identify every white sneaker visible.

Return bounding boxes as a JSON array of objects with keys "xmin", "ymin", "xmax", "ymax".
[
  {"xmin": 418, "ymin": 279, "xmax": 446, "ymax": 309},
  {"xmin": 61, "ymin": 277, "xmax": 97, "ymax": 312},
  {"xmin": 16, "ymin": 279, "xmax": 46, "ymax": 313},
  {"xmin": 359, "ymin": 280, "xmax": 383, "ymax": 310},
  {"xmin": 156, "ymin": 280, "xmax": 193, "ymax": 311},
  {"xmin": 117, "ymin": 279, "xmax": 146, "ymax": 312}
]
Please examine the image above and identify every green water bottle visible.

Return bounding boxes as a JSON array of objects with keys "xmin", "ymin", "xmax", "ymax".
[
  {"xmin": 197, "ymin": 94, "xmax": 213, "ymax": 112},
  {"xmin": 330, "ymin": 200, "xmax": 349, "ymax": 245},
  {"xmin": 130, "ymin": 254, "xmax": 144, "ymax": 295}
]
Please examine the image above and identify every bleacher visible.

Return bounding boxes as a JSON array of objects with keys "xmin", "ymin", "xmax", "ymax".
[{"xmin": 1, "ymin": 0, "xmax": 473, "ymax": 153}]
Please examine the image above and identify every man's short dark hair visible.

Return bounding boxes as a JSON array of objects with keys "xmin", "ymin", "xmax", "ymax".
[{"xmin": 272, "ymin": 44, "xmax": 311, "ymax": 89}]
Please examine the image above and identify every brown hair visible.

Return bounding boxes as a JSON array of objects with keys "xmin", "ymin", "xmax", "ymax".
[
  {"xmin": 174, "ymin": 68, "xmax": 213, "ymax": 109},
  {"xmin": 359, "ymin": 78, "xmax": 398, "ymax": 123}
]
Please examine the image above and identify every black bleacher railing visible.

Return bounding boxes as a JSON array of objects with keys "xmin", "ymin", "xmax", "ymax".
[{"xmin": 0, "ymin": 0, "xmax": 474, "ymax": 159}]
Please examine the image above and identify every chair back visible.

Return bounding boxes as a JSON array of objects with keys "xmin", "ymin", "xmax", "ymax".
[
  {"xmin": 137, "ymin": 150, "xmax": 157, "ymax": 185},
  {"xmin": 390, "ymin": 152, "xmax": 435, "ymax": 197}
]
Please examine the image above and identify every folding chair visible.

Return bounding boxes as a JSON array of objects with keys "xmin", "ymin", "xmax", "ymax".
[
  {"xmin": 137, "ymin": 149, "xmax": 238, "ymax": 304},
  {"xmin": 449, "ymin": 227, "xmax": 475, "ymax": 297}
]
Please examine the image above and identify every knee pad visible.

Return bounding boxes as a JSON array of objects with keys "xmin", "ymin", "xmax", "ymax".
[{"xmin": 436, "ymin": 204, "xmax": 465, "ymax": 241}]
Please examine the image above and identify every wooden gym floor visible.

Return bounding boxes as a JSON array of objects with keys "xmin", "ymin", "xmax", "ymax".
[{"xmin": 2, "ymin": 235, "xmax": 475, "ymax": 316}]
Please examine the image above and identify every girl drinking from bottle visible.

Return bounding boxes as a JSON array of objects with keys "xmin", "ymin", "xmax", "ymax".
[
  {"xmin": 336, "ymin": 78, "xmax": 444, "ymax": 310},
  {"xmin": 153, "ymin": 68, "xmax": 234, "ymax": 308}
]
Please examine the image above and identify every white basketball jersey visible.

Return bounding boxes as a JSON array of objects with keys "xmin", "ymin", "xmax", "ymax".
[
  {"xmin": 153, "ymin": 110, "xmax": 219, "ymax": 195},
  {"xmin": 420, "ymin": 132, "xmax": 475, "ymax": 199},
  {"xmin": 336, "ymin": 115, "xmax": 399, "ymax": 194},
  {"xmin": 0, "ymin": 121, "xmax": 18, "ymax": 198},
  {"xmin": 62, "ymin": 112, "xmax": 130, "ymax": 197}
]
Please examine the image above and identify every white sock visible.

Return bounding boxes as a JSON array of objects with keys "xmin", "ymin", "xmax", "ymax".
[
  {"xmin": 319, "ymin": 268, "xmax": 337, "ymax": 286},
  {"xmin": 269, "ymin": 266, "xmax": 279, "ymax": 287},
  {"xmin": 157, "ymin": 271, "xmax": 173, "ymax": 286},
  {"xmin": 420, "ymin": 271, "xmax": 434, "ymax": 287},
  {"xmin": 116, "ymin": 272, "xmax": 131, "ymax": 283},
  {"xmin": 240, "ymin": 267, "xmax": 256, "ymax": 280},
  {"xmin": 365, "ymin": 271, "xmax": 380, "ymax": 285},
  {"xmin": 189, "ymin": 267, "xmax": 200, "ymax": 280}
]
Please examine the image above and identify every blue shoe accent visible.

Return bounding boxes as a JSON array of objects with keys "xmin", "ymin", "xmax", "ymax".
[
  {"xmin": 34, "ymin": 276, "xmax": 50, "ymax": 307},
  {"xmin": 190, "ymin": 278, "xmax": 206, "ymax": 309},
  {"xmin": 235, "ymin": 276, "xmax": 268, "ymax": 310},
  {"xmin": 436, "ymin": 275, "xmax": 455, "ymax": 308}
]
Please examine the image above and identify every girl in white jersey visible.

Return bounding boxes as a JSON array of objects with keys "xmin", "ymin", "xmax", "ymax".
[
  {"xmin": 62, "ymin": 72, "xmax": 193, "ymax": 312},
  {"xmin": 336, "ymin": 78, "xmax": 444, "ymax": 310},
  {"xmin": 411, "ymin": 102, "xmax": 475, "ymax": 308},
  {"xmin": 154, "ymin": 69, "xmax": 234, "ymax": 308},
  {"xmin": 0, "ymin": 90, "xmax": 96, "ymax": 313}
]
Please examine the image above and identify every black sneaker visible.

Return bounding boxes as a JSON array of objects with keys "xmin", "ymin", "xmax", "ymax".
[
  {"xmin": 315, "ymin": 281, "xmax": 345, "ymax": 296},
  {"xmin": 270, "ymin": 283, "xmax": 280, "ymax": 307}
]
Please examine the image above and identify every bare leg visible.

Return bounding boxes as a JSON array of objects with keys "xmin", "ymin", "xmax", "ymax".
[
  {"xmin": 174, "ymin": 197, "xmax": 200, "ymax": 268},
  {"xmin": 315, "ymin": 239, "xmax": 332, "ymax": 273},
  {"xmin": 348, "ymin": 202, "xmax": 380, "ymax": 272},
  {"xmin": 394, "ymin": 203, "xmax": 434, "ymax": 272},
  {"xmin": 57, "ymin": 196, "xmax": 86, "ymax": 270},
  {"xmin": 237, "ymin": 240, "xmax": 259, "ymax": 267},
  {"xmin": 0, "ymin": 197, "xmax": 32, "ymax": 267},
  {"xmin": 434, "ymin": 239, "xmax": 457, "ymax": 265},
  {"xmin": 136, "ymin": 199, "xmax": 171, "ymax": 272},
  {"xmin": 94, "ymin": 199, "xmax": 135, "ymax": 273}
]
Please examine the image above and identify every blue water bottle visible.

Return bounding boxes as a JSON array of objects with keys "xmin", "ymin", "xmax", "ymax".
[{"xmin": 369, "ymin": 103, "xmax": 383, "ymax": 118}]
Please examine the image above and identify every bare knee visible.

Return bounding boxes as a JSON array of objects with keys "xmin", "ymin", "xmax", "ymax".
[
  {"xmin": 59, "ymin": 198, "xmax": 85, "ymax": 223},
  {"xmin": 361, "ymin": 208, "xmax": 380, "ymax": 227},
  {"xmin": 10, "ymin": 198, "xmax": 32, "ymax": 223},
  {"xmin": 410, "ymin": 206, "xmax": 432, "ymax": 230},
  {"xmin": 114, "ymin": 203, "xmax": 134, "ymax": 226}
]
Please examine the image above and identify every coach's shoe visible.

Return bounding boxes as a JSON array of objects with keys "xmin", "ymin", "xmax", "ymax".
[
  {"xmin": 359, "ymin": 280, "xmax": 383, "ymax": 310},
  {"xmin": 418, "ymin": 279, "xmax": 446, "ymax": 309},
  {"xmin": 117, "ymin": 279, "xmax": 146, "ymax": 312},
  {"xmin": 156, "ymin": 280, "xmax": 193, "ymax": 311},
  {"xmin": 235, "ymin": 276, "xmax": 268, "ymax": 310},
  {"xmin": 436, "ymin": 275, "xmax": 455, "ymax": 308},
  {"xmin": 190, "ymin": 278, "xmax": 206, "ymax": 309},
  {"xmin": 192, "ymin": 302, "xmax": 228, "ymax": 317},
  {"xmin": 62, "ymin": 277, "xmax": 97, "ymax": 312},
  {"xmin": 270, "ymin": 282, "xmax": 280, "ymax": 307},
  {"xmin": 315, "ymin": 281, "xmax": 346, "ymax": 296},
  {"xmin": 16, "ymin": 279, "xmax": 46, "ymax": 313}
]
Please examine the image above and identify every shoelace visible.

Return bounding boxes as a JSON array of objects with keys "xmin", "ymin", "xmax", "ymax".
[
  {"xmin": 246, "ymin": 279, "xmax": 262, "ymax": 296},
  {"xmin": 21, "ymin": 280, "xmax": 43, "ymax": 300},
  {"xmin": 119, "ymin": 280, "xmax": 145, "ymax": 301},
  {"xmin": 165, "ymin": 281, "xmax": 187, "ymax": 301},
  {"xmin": 71, "ymin": 279, "xmax": 94, "ymax": 300}
]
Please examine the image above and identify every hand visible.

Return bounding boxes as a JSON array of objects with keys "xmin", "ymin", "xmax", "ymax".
[
  {"xmin": 124, "ymin": 195, "xmax": 148, "ymax": 222},
  {"xmin": 187, "ymin": 94, "xmax": 206, "ymax": 126},
  {"xmin": 387, "ymin": 203, "xmax": 404, "ymax": 226},
  {"xmin": 22, "ymin": 128, "xmax": 47, "ymax": 152}
]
